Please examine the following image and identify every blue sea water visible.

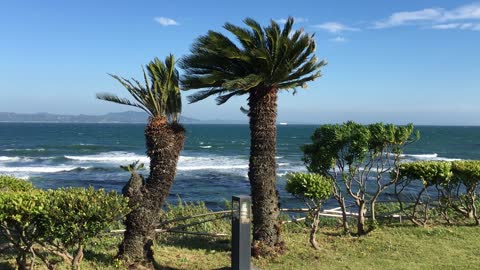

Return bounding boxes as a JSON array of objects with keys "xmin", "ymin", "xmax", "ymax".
[{"xmin": 1, "ymin": 123, "xmax": 480, "ymax": 209}]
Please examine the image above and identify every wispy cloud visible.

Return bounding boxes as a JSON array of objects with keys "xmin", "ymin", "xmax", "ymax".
[
  {"xmin": 330, "ymin": 36, "xmax": 347, "ymax": 42},
  {"xmin": 432, "ymin": 22, "xmax": 480, "ymax": 31},
  {"xmin": 154, "ymin": 17, "xmax": 179, "ymax": 26},
  {"xmin": 374, "ymin": 3, "xmax": 480, "ymax": 30},
  {"xmin": 432, "ymin": 23, "xmax": 461, "ymax": 30},
  {"xmin": 275, "ymin": 17, "xmax": 308, "ymax": 24},
  {"xmin": 442, "ymin": 3, "xmax": 480, "ymax": 21},
  {"xmin": 311, "ymin": 22, "xmax": 359, "ymax": 33},
  {"xmin": 374, "ymin": 8, "xmax": 442, "ymax": 28}
]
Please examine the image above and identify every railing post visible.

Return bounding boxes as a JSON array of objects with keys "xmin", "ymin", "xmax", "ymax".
[{"xmin": 232, "ymin": 195, "xmax": 251, "ymax": 270}]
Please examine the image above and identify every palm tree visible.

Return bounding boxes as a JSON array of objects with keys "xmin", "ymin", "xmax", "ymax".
[
  {"xmin": 97, "ymin": 54, "xmax": 185, "ymax": 263},
  {"xmin": 180, "ymin": 17, "xmax": 325, "ymax": 255}
]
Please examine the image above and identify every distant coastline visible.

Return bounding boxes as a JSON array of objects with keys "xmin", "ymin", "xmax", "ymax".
[{"xmin": 0, "ymin": 111, "xmax": 199, "ymax": 124}]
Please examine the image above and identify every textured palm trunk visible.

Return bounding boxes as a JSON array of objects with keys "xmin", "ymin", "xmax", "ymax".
[
  {"xmin": 248, "ymin": 87, "xmax": 282, "ymax": 255},
  {"xmin": 119, "ymin": 117, "xmax": 185, "ymax": 263}
]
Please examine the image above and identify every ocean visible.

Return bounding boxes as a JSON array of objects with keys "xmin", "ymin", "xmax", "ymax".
[{"xmin": 1, "ymin": 123, "xmax": 480, "ymax": 209}]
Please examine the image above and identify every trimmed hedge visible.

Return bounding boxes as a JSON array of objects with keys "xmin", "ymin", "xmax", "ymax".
[{"xmin": 396, "ymin": 160, "xmax": 480, "ymax": 226}]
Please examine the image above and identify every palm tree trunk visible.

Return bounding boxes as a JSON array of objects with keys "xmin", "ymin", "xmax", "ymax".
[
  {"xmin": 248, "ymin": 87, "xmax": 282, "ymax": 255},
  {"xmin": 119, "ymin": 117, "xmax": 185, "ymax": 263}
]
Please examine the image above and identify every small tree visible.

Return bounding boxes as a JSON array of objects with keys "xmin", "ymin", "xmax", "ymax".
[
  {"xmin": 286, "ymin": 173, "xmax": 333, "ymax": 250},
  {"xmin": 303, "ymin": 121, "xmax": 418, "ymax": 235},
  {"xmin": 451, "ymin": 160, "xmax": 480, "ymax": 225},
  {"xmin": 395, "ymin": 161, "xmax": 452, "ymax": 226}
]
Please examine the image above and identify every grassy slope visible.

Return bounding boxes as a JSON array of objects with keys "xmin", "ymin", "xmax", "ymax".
[{"xmin": 2, "ymin": 224, "xmax": 480, "ymax": 269}]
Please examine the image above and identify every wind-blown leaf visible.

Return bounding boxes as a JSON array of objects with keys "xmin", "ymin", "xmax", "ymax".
[
  {"xmin": 98, "ymin": 55, "xmax": 182, "ymax": 124},
  {"xmin": 181, "ymin": 16, "xmax": 325, "ymax": 103}
]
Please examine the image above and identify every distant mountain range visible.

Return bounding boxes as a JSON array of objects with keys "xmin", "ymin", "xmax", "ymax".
[{"xmin": 0, "ymin": 111, "xmax": 200, "ymax": 123}]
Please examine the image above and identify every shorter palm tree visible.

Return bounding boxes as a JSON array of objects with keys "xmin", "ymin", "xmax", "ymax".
[{"xmin": 97, "ymin": 54, "xmax": 185, "ymax": 263}]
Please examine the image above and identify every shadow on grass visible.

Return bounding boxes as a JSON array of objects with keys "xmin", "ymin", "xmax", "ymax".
[
  {"xmin": 83, "ymin": 248, "xmax": 115, "ymax": 265},
  {"xmin": 0, "ymin": 262, "xmax": 14, "ymax": 270},
  {"xmin": 158, "ymin": 234, "xmax": 231, "ymax": 252},
  {"xmin": 151, "ymin": 260, "xmax": 180, "ymax": 270}
]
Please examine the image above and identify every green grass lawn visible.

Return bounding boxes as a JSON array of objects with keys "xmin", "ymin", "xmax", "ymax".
[{"xmin": 2, "ymin": 223, "xmax": 480, "ymax": 269}]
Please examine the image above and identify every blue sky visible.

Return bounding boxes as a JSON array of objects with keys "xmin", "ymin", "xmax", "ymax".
[{"xmin": 0, "ymin": 0, "xmax": 479, "ymax": 124}]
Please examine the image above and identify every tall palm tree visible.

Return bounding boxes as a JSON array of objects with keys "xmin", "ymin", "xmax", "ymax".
[
  {"xmin": 181, "ymin": 17, "xmax": 325, "ymax": 255},
  {"xmin": 97, "ymin": 54, "xmax": 185, "ymax": 263}
]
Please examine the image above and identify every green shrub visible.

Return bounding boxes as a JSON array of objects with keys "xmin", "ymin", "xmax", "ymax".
[
  {"xmin": 451, "ymin": 160, "xmax": 480, "ymax": 186},
  {"xmin": 0, "ymin": 189, "xmax": 48, "ymax": 269},
  {"xmin": 451, "ymin": 160, "xmax": 480, "ymax": 225},
  {"xmin": 0, "ymin": 175, "xmax": 34, "ymax": 191},
  {"xmin": 42, "ymin": 187, "xmax": 129, "ymax": 269},
  {"xmin": 0, "ymin": 176, "xmax": 129, "ymax": 270},
  {"xmin": 160, "ymin": 197, "xmax": 231, "ymax": 235},
  {"xmin": 397, "ymin": 161, "xmax": 452, "ymax": 187},
  {"xmin": 286, "ymin": 173, "xmax": 333, "ymax": 249},
  {"xmin": 286, "ymin": 173, "xmax": 333, "ymax": 201}
]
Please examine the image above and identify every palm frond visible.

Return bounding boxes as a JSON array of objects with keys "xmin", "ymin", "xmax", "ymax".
[
  {"xmin": 98, "ymin": 55, "xmax": 182, "ymax": 123},
  {"xmin": 96, "ymin": 93, "xmax": 150, "ymax": 114},
  {"xmin": 181, "ymin": 16, "xmax": 324, "ymax": 103},
  {"xmin": 215, "ymin": 90, "xmax": 246, "ymax": 105}
]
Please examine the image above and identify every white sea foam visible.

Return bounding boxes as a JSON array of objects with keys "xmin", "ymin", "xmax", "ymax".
[
  {"xmin": 199, "ymin": 146, "xmax": 212, "ymax": 149},
  {"xmin": 4, "ymin": 148, "xmax": 45, "ymax": 152},
  {"xmin": 64, "ymin": 151, "xmax": 150, "ymax": 164},
  {"xmin": 2, "ymin": 150, "xmax": 301, "ymax": 178},
  {"xmin": 401, "ymin": 153, "xmax": 438, "ymax": 159},
  {"xmin": 0, "ymin": 156, "xmax": 19, "ymax": 161},
  {"xmin": 178, "ymin": 164, "xmax": 249, "ymax": 171},
  {"xmin": 0, "ymin": 166, "xmax": 90, "ymax": 173},
  {"xmin": 177, "ymin": 155, "xmax": 248, "ymax": 172},
  {"xmin": 401, "ymin": 153, "xmax": 461, "ymax": 161}
]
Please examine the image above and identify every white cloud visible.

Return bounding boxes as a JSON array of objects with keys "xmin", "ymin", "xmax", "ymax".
[
  {"xmin": 432, "ymin": 23, "xmax": 460, "ymax": 29},
  {"xmin": 374, "ymin": 8, "xmax": 443, "ymax": 28},
  {"xmin": 154, "ymin": 17, "xmax": 179, "ymax": 26},
  {"xmin": 432, "ymin": 22, "xmax": 480, "ymax": 31},
  {"xmin": 442, "ymin": 3, "xmax": 480, "ymax": 21},
  {"xmin": 275, "ymin": 17, "xmax": 308, "ymax": 24},
  {"xmin": 374, "ymin": 3, "xmax": 480, "ymax": 30},
  {"xmin": 311, "ymin": 22, "xmax": 359, "ymax": 33},
  {"xmin": 330, "ymin": 36, "xmax": 347, "ymax": 42}
]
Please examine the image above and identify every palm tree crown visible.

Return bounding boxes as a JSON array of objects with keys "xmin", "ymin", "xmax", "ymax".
[
  {"xmin": 180, "ymin": 17, "xmax": 326, "ymax": 103},
  {"xmin": 98, "ymin": 54, "xmax": 181, "ymax": 123}
]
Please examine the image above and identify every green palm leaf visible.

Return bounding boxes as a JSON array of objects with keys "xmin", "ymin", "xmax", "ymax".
[
  {"xmin": 98, "ymin": 55, "xmax": 182, "ymax": 123},
  {"xmin": 181, "ymin": 16, "xmax": 326, "ymax": 102}
]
